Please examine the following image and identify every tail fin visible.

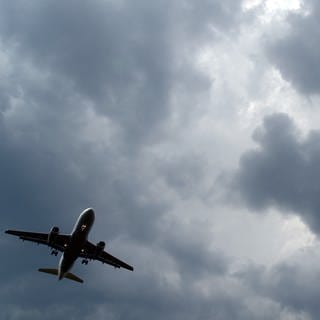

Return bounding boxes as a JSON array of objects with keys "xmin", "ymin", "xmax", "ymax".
[{"xmin": 38, "ymin": 268, "xmax": 84, "ymax": 283}]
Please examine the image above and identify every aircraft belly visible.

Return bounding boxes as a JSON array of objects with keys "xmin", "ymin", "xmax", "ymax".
[{"xmin": 60, "ymin": 232, "xmax": 87, "ymax": 273}]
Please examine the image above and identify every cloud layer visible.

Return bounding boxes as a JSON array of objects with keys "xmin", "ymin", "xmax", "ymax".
[
  {"xmin": 2, "ymin": 0, "xmax": 320, "ymax": 319},
  {"xmin": 234, "ymin": 113, "xmax": 320, "ymax": 234},
  {"xmin": 267, "ymin": 0, "xmax": 320, "ymax": 94}
]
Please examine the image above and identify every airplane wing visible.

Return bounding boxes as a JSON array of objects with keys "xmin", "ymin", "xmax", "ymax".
[
  {"xmin": 5, "ymin": 230, "xmax": 70, "ymax": 252},
  {"xmin": 80, "ymin": 240, "xmax": 134, "ymax": 271}
]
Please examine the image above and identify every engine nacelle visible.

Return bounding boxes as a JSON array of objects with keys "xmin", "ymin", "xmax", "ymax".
[
  {"xmin": 47, "ymin": 226, "xmax": 59, "ymax": 245},
  {"xmin": 95, "ymin": 241, "xmax": 105, "ymax": 257}
]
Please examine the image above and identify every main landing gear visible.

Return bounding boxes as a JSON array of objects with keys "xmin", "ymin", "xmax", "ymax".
[
  {"xmin": 81, "ymin": 259, "xmax": 89, "ymax": 265},
  {"xmin": 51, "ymin": 249, "xmax": 58, "ymax": 256}
]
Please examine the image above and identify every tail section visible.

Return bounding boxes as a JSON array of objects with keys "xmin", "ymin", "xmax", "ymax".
[{"xmin": 38, "ymin": 268, "xmax": 84, "ymax": 283}]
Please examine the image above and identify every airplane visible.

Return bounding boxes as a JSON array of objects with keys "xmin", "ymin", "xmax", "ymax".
[{"xmin": 5, "ymin": 208, "xmax": 134, "ymax": 283}]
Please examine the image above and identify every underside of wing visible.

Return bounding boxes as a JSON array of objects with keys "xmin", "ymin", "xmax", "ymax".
[
  {"xmin": 99, "ymin": 250, "xmax": 134, "ymax": 271},
  {"xmin": 80, "ymin": 240, "xmax": 134, "ymax": 271},
  {"xmin": 5, "ymin": 230, "xmax": 70, "ymax": 252}
]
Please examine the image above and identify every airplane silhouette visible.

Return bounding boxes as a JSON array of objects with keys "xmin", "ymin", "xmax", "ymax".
[{"xmin": 5, "ymin": 208, "xmax": 133, "ymax": 283}]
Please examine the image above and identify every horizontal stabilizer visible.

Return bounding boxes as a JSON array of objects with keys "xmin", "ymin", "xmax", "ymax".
[
  {"xmin": 38, "ymin": 268, "xmax": 84, "ymax": 283},
  {"xmin": 38, "ymin": 268, "xmax": 59, "ymax": 275},
  {"xmin": 65, "ymin": 272, "xmax": 84, "ymax": 283}
]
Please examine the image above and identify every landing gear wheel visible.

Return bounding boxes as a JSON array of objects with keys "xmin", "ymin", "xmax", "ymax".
[{"xmin": 51, "ymin": 249, "xmax": 58, "ymax": 256}]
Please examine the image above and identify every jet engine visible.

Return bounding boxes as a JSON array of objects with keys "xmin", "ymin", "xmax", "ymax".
[
  {"xmin": 95, "ymin": 241, "xmax": 105, "ymax": 257},
  {"xmin": 47, "ymin": 226, "xmax": 59, "ymax": 245}
]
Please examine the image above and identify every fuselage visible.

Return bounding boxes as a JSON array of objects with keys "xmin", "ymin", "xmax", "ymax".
[{"xmin": 58, "ymin": 208, "xmax": 95, "ymax": 280}]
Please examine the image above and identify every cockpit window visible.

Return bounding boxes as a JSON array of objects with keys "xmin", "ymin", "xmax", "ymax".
[{"xmin": 81, "ymin": 224, "xmax": 87, "ymax": 231}]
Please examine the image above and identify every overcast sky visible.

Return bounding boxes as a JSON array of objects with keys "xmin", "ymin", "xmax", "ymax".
[{"xmin": 2, "ymin": 0, "xmax": 320, "ymax": 319}]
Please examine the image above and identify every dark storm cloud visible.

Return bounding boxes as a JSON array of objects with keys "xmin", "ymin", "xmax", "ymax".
[
  {"xmin": 0, "ymin": 0, "xmax": 241, "ymax": 143},
  {"xmin": 267, "ymin": 0, "xmax": 320, "ymax": 94},
  {"xmin": 0, "ymin": 0, "xmax": 244, "ymax": 238},
  {"xmin": 0, "ymin": 0, "xmax": 172, "ymax": 142},
  {"xmin": 233, "ymin": 113, "xmax": 320, "ymax": 235},
  {"xmin": 0, "ymin": 0, "xmax": 259, "ymax": 320}
]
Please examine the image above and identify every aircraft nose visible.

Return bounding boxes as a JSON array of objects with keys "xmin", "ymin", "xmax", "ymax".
[
  {"xmin": 86, "ymin": 208, "xmax": 94, "ymax": 213},
  {"xmin": 84, "ymin": 208, "xmax": 95, "ymax": 218}
]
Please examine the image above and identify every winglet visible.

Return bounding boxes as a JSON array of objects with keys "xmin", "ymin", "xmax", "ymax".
[{"xmin": 5, "ymin": 230, "xmax": 16, "ymax": 235}]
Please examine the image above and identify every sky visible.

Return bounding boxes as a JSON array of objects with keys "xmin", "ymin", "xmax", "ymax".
[{"xmin": 1, "ymin": 0, "xmax": 320, "ymax": 319}]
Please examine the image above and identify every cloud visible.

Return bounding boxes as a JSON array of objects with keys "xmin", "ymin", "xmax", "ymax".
[
  {"xmin": 237, "ymin": 243, "xmax": 320, "ymax": 319},
  {"xmin": 267, "ymin": 0, "xmax": 320, "ymax": 95},
  {"xmin": 0, "ymin": 0, "xmax": 242, "ymax": 143},
  {"xmin": 0, "ymin": 0, "xmax": 245, "ymax": 237},
  {"xmin": 233, "ymin": 112, "xmax": 320, "ymax": 235},
  {"xmin": 0, "ymin": 1, "xmax": 255, "ymax": 319},
  {"xmin": 2, "ymin": 0, "xmax": 318, "ymax": 319}
]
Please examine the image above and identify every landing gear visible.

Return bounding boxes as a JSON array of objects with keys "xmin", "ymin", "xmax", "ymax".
[
  {"xmin": 51, "ymin": 249, "xmax": 58, "ymax": 256},
  {"xmin": 81, "ymin": 259, "xmax": 89, "ymax": 265}
]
